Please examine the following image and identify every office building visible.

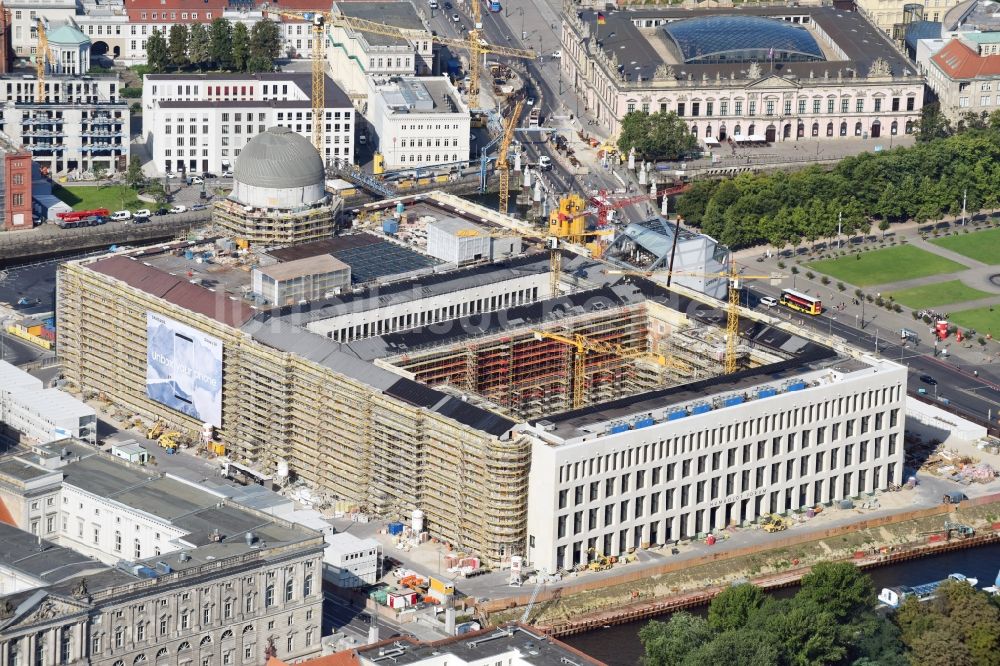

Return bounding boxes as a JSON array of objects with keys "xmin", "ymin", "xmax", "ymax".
[
  {"xmin": 0, "ymin": 361, "xmax": 96, "ymax": 446},
  {"xmin": 367, "ymin": 77, "xmax": 470, "ymax": 170},
  {"xmin": 141, "ymin": 72, "xmax": 354, "ymax": 174},
  {"xmin": 323, "ymin": 533, "xmax": 381, "ymax": 588}
]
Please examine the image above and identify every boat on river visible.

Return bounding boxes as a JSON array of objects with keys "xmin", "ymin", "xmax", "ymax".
[{"xmin": 878, "ymin": 572, "xmax": 978, "ymax": 608}]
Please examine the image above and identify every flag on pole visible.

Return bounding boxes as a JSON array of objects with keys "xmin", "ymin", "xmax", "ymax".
[{"xmin": 597, "ymin": 11, "xmax": 606, "ymax": 25}]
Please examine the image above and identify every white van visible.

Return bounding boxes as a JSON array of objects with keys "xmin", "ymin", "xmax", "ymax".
[
  {"xmin": 110, "ymin": 210, "xmax": 132, "ymax": 221},
  {"xmin": 429, "ymin": 0, "xmax": 439, "ymax": 7}
]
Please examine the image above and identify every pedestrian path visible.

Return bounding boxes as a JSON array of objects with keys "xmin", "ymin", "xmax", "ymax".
[{"xmin": 909, "ymin": 236, "xmax": 987, "ymax": 268}]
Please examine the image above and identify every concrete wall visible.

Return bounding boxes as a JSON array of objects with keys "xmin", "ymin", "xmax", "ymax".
[{"xmin": 905, "ymin": 395, "xmax": 988, "ymax": 442}]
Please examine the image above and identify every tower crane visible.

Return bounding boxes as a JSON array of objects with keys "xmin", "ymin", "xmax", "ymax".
[
  {"xmin": 464, "ymin": 0, "xmax": 536, "ymax": 109},
  {"xmin": 532, "ymin": 330, "xmax": 691, "ymax": 410},
  {"xmin": 605, "ymin": 267, "xmax": 784, "ymax": 375},
  {"xmin": 35, "ymin": 19, "xmax": 53, "ymax": 103},
  {"xmin": 547, "ymin": 194, "xmax": 615, "ymax": 295},
  {"xmin": 497, "ymin": 99, "xmax": 524, "ymax": 215}
]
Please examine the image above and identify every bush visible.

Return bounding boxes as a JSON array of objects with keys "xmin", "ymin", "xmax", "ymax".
[
  {"xmin": 790, "ymin": 266, "xmax": 799, "ymax": 274},
  {"xmin": 122, "ymin": 86, "xmax": 143, "ymax": 98},
  {"xmin": 866, "ymin": 294, "xmax": 874, "ymax": 303},
  {"xmin": 130, "ymin": 64, "xmax": 154, "ymax": 77},
  {"xmin": 130, "ymin": 102, "xmax": 141, "ymax": 114},
  {"xmin": 980, "ymin": 337, "xmax": 987, "ymax": 346},
  {"xmin": 911, "ymin": 311, "xmax": 919, "ymax": 319},
  {"xmin": 854, "ymin": 289, "xmax": 863, "ymax": 298},
  {"xmin": 806, "ymin": 270, "xmax": 815, "ymax": 279},
  {"xmin": 837, "ymin": 282, "xmax": 846, "ymax": 291},
  {"xmin": 875, "ymin": 297, "xmax": 885, "ymax": 307},
  {"xmin": 820, "ymin": 276, "xmax": 830, "ymax": 285},
  {"xmin": 777, "ymin": 260, "xmax": 786, "ymax": 269}
]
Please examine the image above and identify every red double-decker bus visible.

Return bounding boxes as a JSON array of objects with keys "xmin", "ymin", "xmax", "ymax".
[{"xmin": 779, "ymin": 288, "xmax": 822, "ymax": 315}]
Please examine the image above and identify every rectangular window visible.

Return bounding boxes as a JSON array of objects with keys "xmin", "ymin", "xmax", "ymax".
[
  {"xmin": 841, "ymin": 99, "xmax": 849, "ymax": 113},
  {"xmin": 827, "ymin": 98, "xmax": 835, "ymax": 114},
  {"xmin": 677, "ymin": 102, "xmax": 686, "ymax": 117},
  {"xmin": 874, "ymin": 98, "xmax": 882, "ymax": 112},
  {"xmin": 749, "ymin": 100, "xmax": 757, "ymax": 115},
  {"xmin": 734, "ymin": 100, "xmax": 743, "ymax": 115},
  {"xmin": 892, "ymin": 97, "xmax": 900, "ymax": 111},
  {"xmin": 856, "ymin": 99, "xmax": 864, "ymax": 113},
  {"xmin": 813, "ymin": 99, "xmax": 821, "ymax": 114},
  {"xmin": 706, "ymin": 101, "xmax": 714, "ymax": 116},
  {"xmin": 907, "ymin": 97, "xmax": 915, "ymax": 111},
  {"xmin": 720, "ymin": 100, "xmax": 728, "ymax": 115},
  {"xmin": 766, "ymin": 100, "xmax": 775, "ymax": 115},
  {"xmin": 798, "ymin": 99, "xmax": 806, "ymax": 114}
]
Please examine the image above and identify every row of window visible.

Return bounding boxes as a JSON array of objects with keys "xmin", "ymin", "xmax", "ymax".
[
  {"xmin": 626, "ymin": 96, "xmax": 917, "ymax": 116},
  {"xmin": 558, "ymin": 402, "xmax": 901, "ymax": 483},
  {"xmin": 958, "ymin": 95, "xmax": 1000, "ymax": 107}
]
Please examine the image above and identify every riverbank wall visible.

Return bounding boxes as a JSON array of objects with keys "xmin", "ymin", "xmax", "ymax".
[{"xmin": 481, "ymin": 492, "xmax": 1000, "ymax": 635}]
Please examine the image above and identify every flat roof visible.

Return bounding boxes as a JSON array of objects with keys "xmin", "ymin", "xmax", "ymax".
[
  {"xmin": 0, "ymin": 457, "xmax": 58, "ymax": 483},
  {"xmin": 13, "ymin": 388, "xmax": 95, "ymax": 420},
  {"xmin": 377, "ymin": 77, "xmax": 464, "ymax": 115},
  {"xmin": 356, "ymin": 625, "xmax": 605, "ymax": 666},
  {"xmin": 579, "ymin": 6, "xmax": 914, "ymax": 83},
  {"xmin": 152, "ymin": 73, "xmax": 351, "ymax": 110},
  {"xmin": 257, "ymin": 254, "xmax": 351, "ymax": 282},
  {"xmin": 0, "ymin": 522, "xmax": 105, "ymax": 584},
  {"xmin": 335, "ymin": 1, "xmax": 428, "ymax": 46}
]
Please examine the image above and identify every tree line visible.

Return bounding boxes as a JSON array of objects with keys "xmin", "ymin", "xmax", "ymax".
[
  {"xmin": 673, "ymin": 109, "xmax": 1000, "ymax": 250},
  {"xmin": 640, "ymin": 561, "xmax": 1000, "ymax": 666},
  {"xmin": 146, "ymin": 18, "xmax": 282, "ymax": 74}
]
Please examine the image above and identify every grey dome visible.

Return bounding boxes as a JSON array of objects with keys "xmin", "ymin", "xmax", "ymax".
[{"xmin": 234, "ymin": 126, "xmax": 325, "ymax": 189}]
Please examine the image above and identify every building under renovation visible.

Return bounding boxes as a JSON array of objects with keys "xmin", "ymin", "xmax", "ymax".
[
  {"xmin": 213, "ymin": 126, "xmax": 341, "ymax": 246},
  {"xmin": 57, "ymin": 191, "xmax": 906, "ymax": 571}
]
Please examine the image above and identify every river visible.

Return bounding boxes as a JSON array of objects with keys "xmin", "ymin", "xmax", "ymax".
[{"xmin": 563, "ymin": 543, "xmax": 1000, "ymax": 666}]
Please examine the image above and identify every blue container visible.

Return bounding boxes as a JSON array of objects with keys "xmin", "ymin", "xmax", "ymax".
[
  {"xmin": 609, "ymin": 424, "xmax": 629, "ymax": 434},
  {"xmin": 691, "ymin": 404, "xmax": 712, "ymax": 415},
  {"xmin": 786, "ymin": 381, "xmax": 806, "ymax": 392},
  {"xmin": 396, "ymin": 201, "xmax": 405, "ymax": 215},
  {"xmin": 387, "ymin": 522, "xmax": 404, "ymax": 536},
  {"xmin": 634, "ymin": 418, "xmax": 655, "ymax": 429},
  {"xmin": 667, "ymin": 410, "xmax": 687, "ymax": 421},
  {"xmin": 723, "ymin": 396, "xmax": 744, "ymax": 408},
  {"xmin": 383, "ymin": 219, "xmax": 399, "ymax": 235},
  {"xmin": 184, "ymin": 250, "xmax": 194, "ymax": 260},
  {"xmin": 757, "ymin": 388, "xmax": 777, "ymax": 399}
]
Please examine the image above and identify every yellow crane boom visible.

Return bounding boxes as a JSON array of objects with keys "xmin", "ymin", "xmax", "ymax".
[
  {"xmin": 274, "ymin": 12, "xmax": 328, "ymax": 154},
  {"xmin": 35, "ymin": 19, "xmax": 52, "ymax": 103},
  {"xmin": 533, "ymin": 330, "xmax": 690, "ymax": 410},
  {"xmin": 497, "ymin": 99, "xmax": 524, "ymax": 215},
  {"xmin": 605, "ymin": 267, "xmax": 784, "ymax": 375}
]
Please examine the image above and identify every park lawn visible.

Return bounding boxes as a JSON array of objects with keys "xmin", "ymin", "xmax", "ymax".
[
  {"xmin": 885, "ymin": 280, "xmax": 993, "ymax": 309},
  {"xmin": 806, "ymin": 246, "xmax": 967, "ymax": 288},
  {"xmin": 930, "ymin": 227, "xmax": 1000, "ymax": 264},
  {"xmin": 949, "ymin": 307, "xmax": 1000, "ymax": 337},
  {"xmin": 53, "ymin": 184, "xmax": 143, "ymax": 212}
]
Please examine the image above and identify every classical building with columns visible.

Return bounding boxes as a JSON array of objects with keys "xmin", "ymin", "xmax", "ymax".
[
  {"xmin": 0, "ymin": 440, "xmax": 325, "ymax": 666},
  {"xmin": 560, "ymin": 4, "xmax": 925, "ymax": 145}
]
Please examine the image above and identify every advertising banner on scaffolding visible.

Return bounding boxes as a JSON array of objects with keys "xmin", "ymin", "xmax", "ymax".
[{"xmin": 145, "ymin": 312, "xmax": 223, "ymax": 427}]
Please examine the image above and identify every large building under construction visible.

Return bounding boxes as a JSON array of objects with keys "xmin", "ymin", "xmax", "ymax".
[{"xmin": 57, "ymin": 191, "xmax": 906, "ymax": 571}]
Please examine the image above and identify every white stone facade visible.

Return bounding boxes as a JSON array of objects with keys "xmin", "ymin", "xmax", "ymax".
[
  {"xmin": 560, "ymin": 8, "xmax": 925, "ymax": 142},
  {"xmin": 367, "ymin": 76, "xmax": 470, "ymax": 170},
  {"xmin": 524, "ymin": 359, "xmax": 907, "ymax": 573},
  {"xmin": 141, "ymin": 73, "xmax": 355, "ymax": 174},
  {"xmin": 4, "ymin": 0, "xmax": 76, "ymax": 58}
]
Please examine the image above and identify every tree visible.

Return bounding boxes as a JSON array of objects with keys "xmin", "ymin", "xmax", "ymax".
[
  {"xmin": 125, "ymin": 155, "xmax": 145, "ymax": 189},
  {"xmin": 188, "ymin": 23, "xmax": 210, "ymax": 69},
  {"xmin": 232, "ymin": 22, "xmax": 250, "ymax": 72},
  {"xmin": 92, "ymin": 165, "xmax": 107, "ymax": 182},
  {"xmin": 168, "ymin": 24, "xmax": 190, "ymax": 69},
  {"xmin": 707, "ymin": 583, "xmax": 765, "ymax": 633},
  {"xmin": 617, "ymin": 111, "xmax": 698, "ymax": 161},
  {"xmin": 878, "ymin": 218, "xmax": 891, "ymax": 239},
  {"xmin": 638, "ymin": 613, "xmax": 713, "ymax": 666},
  {"xmin": 250, "ymin": 21, "xmax": 281, "ymax": 61},
  {"xmin": 796, "ymin": 561, "xmax": 876, "ymax": 626},
  {"xmin": 915, "ymin": 102, "xmax": 952, "ymax": 143},
  {"xmin": 209, "ymin": 18, "xmax": 233, "ymax": 69},
  {"xmin": 146, "ymin": 29, "xmax": 169, "ymax": 72},
  {"xmin": 681, "ymin": 629, "xmax": 780, "ymax": 666}
]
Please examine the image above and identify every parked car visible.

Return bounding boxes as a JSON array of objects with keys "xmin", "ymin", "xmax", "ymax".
[
  {"xmin": 444, "ymin": 1, "xmax": 452, "ymax": 8},
  {"xmin": 759, "ymin": 296, "xmax": 777, "ymax": 307},
  {"xmin": 221, "ymin": 170, "xmax": 233, "ymax": 178},
  {"xmin": 110, "ymin": 210, "xmax": 132, "ymax": 221},
  {"xmin": 191, "ymin": 203, "xmax": 208, "ymax": 211},
  {"xmin": 550, "ymin": 50, "xmax": 562, "ymax": 58},
  {"xmin": 202, "ymin": 172, "xmax": 218, "ymax": 179},
  {"xmin": 452, "ymin": 13, "xmax": 460, "ymax": 22},
  {"xmin": 428, "ymin": 0, "xmax": 439, "ymax": 7},
  {"xmin": 133, "ymin": 209, "xmax": 151, "ymax": 220},
  {"xmin": 169, "ymin": 205, "xmax": 187, "ymax": 214},
  {"xmin": 187, "ymin": 176, "xmax": 204, "ymax": 185},
  {"xmin": 538, "ymin": 155, "xmax": 552, "ymax": 171},
  {"xmin": 165, "ymin": 172, "xmax": 178, "ymax": 179},
  {"xmin": 919, "ymin": 374, "xmax": 938, "ymax": 385},
  {"xmin": 154, "ymin": 208, "xmax": 169, "ymax": 216}
]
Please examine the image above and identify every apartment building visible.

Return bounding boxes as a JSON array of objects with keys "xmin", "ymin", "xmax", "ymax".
[
  {"xmin": 367, "ymin": 76, "xmax": 470, "ymax": 170},
  {"xmin": 524, "ymin": 358, "xmax": 907, "ymax": 572},
  {"xmin": 924, "ymin": 35, "xmax": 1000, "ymax": 121},
  {"xmin": 141, "ymin": 72, "xmax": 354, "ymax": 174},
  {"xmin": 0, "ymin": 72, "xmax": 128, "ymax": 175}
]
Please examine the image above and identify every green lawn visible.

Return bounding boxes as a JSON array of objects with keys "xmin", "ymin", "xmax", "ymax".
[
  {"xmin": 806, "ymin": 246, "xmax": 967, "ymax": 287},
  {"xmin": 949, "ymin": 307, "xmax": 1000, "ymax": 337},
  {"xmin": 53, "ymin": 184, "xmax": 143, "ymax": 212},
  {"xmin": 885, "ymin": 280, "xmax": 993, "ymax": 309},
  {"xmin": 931, "ymin": 227, "xmax": 1000, "ymax": 264}
]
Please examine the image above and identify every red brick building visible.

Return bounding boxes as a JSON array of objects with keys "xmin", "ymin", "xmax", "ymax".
[
  {"xmin": 0, "ymin": 1, "xmax": 11, "ymax": 75},
  {"xmin": 3, "ymin": 152, "xmax": 33, "ymax": 231}
]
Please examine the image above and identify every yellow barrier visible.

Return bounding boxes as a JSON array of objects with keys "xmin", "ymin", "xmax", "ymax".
[{"xmin": 6, "ymin": 325, "xmax": 53, "ymax": 350}]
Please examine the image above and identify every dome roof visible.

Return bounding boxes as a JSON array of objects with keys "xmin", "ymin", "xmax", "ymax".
[
  {"xmin": 663, "ymin": 16, "xmax": 824, "ymax": 64},
  {"xmin": 234, "ymin": 126, "xmax": 325, "ymax": 190},
  {"xmin": 47, "ymin": 24, "xmax": 90, "ymax": 46}
]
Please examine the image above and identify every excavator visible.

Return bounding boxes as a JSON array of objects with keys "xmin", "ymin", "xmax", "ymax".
[
  {"xmin": 146, "ymin": 420, "xmax": 165, "ymax": 440},
  {"xmin": 158, "ymin": 432, "xmax": 181, "ymax": 454},
  {"xmin": 761, "ymin": 514, "xmax": 789, "ymax": 533},
  {"xmin": 588, "ymin": 554, "xmax": 614, "ymax": 572}
]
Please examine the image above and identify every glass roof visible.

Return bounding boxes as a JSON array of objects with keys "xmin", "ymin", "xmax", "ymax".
[{"xmin": 663, "ymin": 15, "xmax": 825, "ymax": 64}]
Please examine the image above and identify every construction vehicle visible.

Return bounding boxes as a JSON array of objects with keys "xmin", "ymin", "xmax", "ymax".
[
  {"xmin": 761, "ymin": 514, "xmax": 789, "ymax": 533},
  {"xmin": 146, "ymin": 420, "xmax": 165, "ymax": 440},
  {"xmin": 532, "ymin": 329, "xmax": 691, "ymax": 410},
  {"xmin": 497, "ymin": 99, "xmax": 524, "ymax": 215},
  {"xmin": 944, "ymin": 521, "xmax": 975, "ymax": 539},
  {"xmin": 588, "ymin": 555, "xmax": 614, "ymax": 572},
  {"xmin": 547, "ymin": 194, "xmax": 615, "ymax": 295},
  {"xmin": 158, "ymin": 432, "xmax": 180, "ymax": 454},
  {"xmin": 606, "ymin": 267, "xmax": 783, "ymax": 374}
]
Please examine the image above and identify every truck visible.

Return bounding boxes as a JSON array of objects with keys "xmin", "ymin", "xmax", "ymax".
[
  {"xmin": 54, "ymin": 214, "xmax": 107, "ymax": 229},
  {"xmin": 528, "ymin": 107, "xmax": 541, "ymax": 128}
]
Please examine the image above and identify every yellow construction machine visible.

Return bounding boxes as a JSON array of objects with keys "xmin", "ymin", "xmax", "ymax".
[
  {"xmin": 761, "ymin": 514, "xmax": 789, "ymax": 533},
  {"xmin": 146, "ymin": 420, "xmax": 165, "ymax": 440},
  {"xmin": 588, "ymin": 555, "xmax": 614, "ymax": 572},
  {"xmin": 158, "ymin": 432, "xmax": 181, "ymax": 453}
]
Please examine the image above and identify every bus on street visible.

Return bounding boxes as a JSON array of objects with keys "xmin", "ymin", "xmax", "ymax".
[{"xmin": 779, "ymin": 288, "xmax": 823, "ymax": 315}]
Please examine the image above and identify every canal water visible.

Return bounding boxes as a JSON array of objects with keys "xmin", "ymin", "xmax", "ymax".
[{"xmin": 563, "ymin": 543, "xmax": 1000, "ymax": 666}]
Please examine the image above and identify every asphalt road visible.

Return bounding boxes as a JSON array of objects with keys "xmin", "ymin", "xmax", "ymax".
[{"xmin": 747, "ymin": 288, "xmax": 1000, "ymax": 432}]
